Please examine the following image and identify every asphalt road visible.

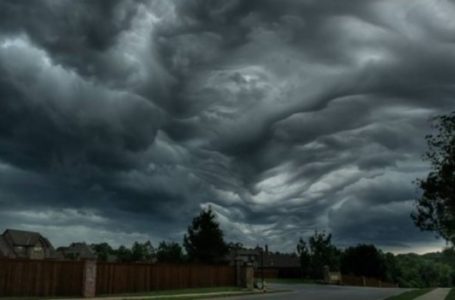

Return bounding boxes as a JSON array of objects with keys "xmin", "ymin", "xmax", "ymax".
[{"xmin": 215, "ymin": 283, "xmax": 407, "ymax": 300}]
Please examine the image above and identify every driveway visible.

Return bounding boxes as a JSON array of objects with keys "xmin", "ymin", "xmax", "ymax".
[{"xmin": 213, "ymin": 283, "xmax": 408, "ymax": 300}]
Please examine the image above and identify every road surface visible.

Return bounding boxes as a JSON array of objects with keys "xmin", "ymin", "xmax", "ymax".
[{"xmin": 213, "ymin": 283, "xmax": 407, "ymax": 300}]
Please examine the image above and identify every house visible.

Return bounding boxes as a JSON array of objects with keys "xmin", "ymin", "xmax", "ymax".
[
  {"xmin": 57, "ymin": 242, "xmax": 97, "ymax": 260},
  {"xmin": 0, "ymin": 229, "xmax": 61, "ymax": 260},
  {"xmin": 228, "ymin": 245, "xmax": 301, "ymax": 278},
  {"xmin": 227, "ymin": 247, "xmax": 260, "ymax": 267}
]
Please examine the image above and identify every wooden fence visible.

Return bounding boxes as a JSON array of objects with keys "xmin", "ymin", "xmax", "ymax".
[
  {"xmin": 96, "ymin": 262, "xmax": 236, "ymax": 295},
  {"xmin": 0, "ymin": 259, "xmax": 237, "ymax": 298},
  {"xmin": 0, "ymin": 258, "xmax": 84, "ymax": 297},
  {"xmin": 254, "ymin": 267, "xmax": 302, "ymax": 279}
]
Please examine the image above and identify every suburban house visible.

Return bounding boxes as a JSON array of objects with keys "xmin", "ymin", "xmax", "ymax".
[
  {"xmin": 0, "ymin": 229, "xmax": 61, "ymax": 260},
  {"xmin": 228, "ymin": 247, "xmax": 260, "ymax": 266},
  {"xmin": 228, "ymin": 245, "xmax": 300, "ymax": 270},
  {"xmin": 57, "ymin": 242, "xmax": 97, "ymax": 260}
]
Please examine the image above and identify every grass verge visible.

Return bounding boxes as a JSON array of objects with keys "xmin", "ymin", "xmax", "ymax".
[
  {"xmin": 445, "ymin": 288, "xmax": 455, "ymax": 300},
  {"xmin": 383, "ymin": 288, "xmax": 433, "ymax": 300},
  {"xmin": 266, "ymin": 278, "xmax": 319, "ymax": 284},
  {"xmin": 122, "ymin": 287, "xmax": 256, "ymax": 300},
  {"xmin": 1, "ymin": 287, "xmax": 247, "ymax": 300}
]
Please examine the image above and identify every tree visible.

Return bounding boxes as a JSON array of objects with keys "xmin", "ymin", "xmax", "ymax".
[
  {"xmin": 116, "ymin": 245, "xmax": 132, "ymax": 262},
  {"xmin": 296, "ymin": 238, "xmax": 310, "ymax": 278},
  {"xmin": 413, "ymin": 112, "xmax": 455, "ymax": 243},
  {"xmin": 91, "ymin": 242, "xmax": 114, "ymax": 262},
  {"xmin": 341, "ymin": 244, "xmax": 386, "ymax": 279},
  {"xmin": 156, "ymin": 241, "xmax": 184, "ymax": 263},
  {"xmin": 384, "ymin": 252, "xmax": 401, "ymax": 283},
  {"xmin": 131, "ymin": 241, "xmax": 155, "ymax": 262},
  {"xmin": 183, "ymin": 207, "xmax": 228, "ymax": 264},
  {"xmin": 308, "ymin": 231, "xmax": 340, "ymax": 278}
]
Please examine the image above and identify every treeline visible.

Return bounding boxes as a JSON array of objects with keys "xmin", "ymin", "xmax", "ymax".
[
  {"xmin": 297, "ymin": 231, "xmax": 455, "ymax": 288},
  {"xmin": 91, "ymin": 207, "xmax": 230, "ymax": 264},
  {"xmin": 91, "ymin": 241, "xmax": 185, "ymax": 263}
]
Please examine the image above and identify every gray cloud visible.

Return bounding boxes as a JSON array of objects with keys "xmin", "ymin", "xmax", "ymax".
[{"xmin": 0, "ymin": 0, "xmax": 452, "ymax": 252}]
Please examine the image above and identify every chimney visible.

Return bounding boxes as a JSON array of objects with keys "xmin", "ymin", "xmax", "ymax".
[{"xmin": 265, "ymin": 244, "xmax": 268, "ymax": 255}]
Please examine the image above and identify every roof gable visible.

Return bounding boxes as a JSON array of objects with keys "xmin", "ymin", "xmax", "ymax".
[{"xmin": 4, "ymin": 229, "xmax": 42, "ymax": 246}]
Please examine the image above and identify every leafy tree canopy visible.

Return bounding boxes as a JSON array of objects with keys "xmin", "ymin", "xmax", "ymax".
[
  {"xmin": 413, "ymin": 112, "xmax": 455, "ymax": 243},
  {"xmin": 156, "ymin": 241, "xmax": 184, "ymax": 263},
  {"xmin": 183, "ymin": 207, "xmax": 228, "ymax": 264},
  {"xmin": 341, "ymin": 244, "xmax": 386, "ymax": 279}
]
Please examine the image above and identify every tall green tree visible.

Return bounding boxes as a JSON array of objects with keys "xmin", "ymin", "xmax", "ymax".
[
  {"xmin": 341, "ymin": 244, "xmax": 386, "ymax": 279},
  {"xmin": 156, "ymin": 241, "xmax": 184, "ymax": 263},
  {"xmin": 413, "ymin": 112, "xmax": 455, "ymax": 243},
  {"xmin": 131, "ymin": 241, "xmax": 155, "ymax": 262},
  {"xmin": 91, "ymin": 242, "xmax": 114, "ymax": 262},
  {"xmin": 116, "ymin": 245, "xmax": 133, "ymax": 262},
  {"xmin": 183, "ymin": 207, "xmax": 228, "ymax": 264},
  {"xmin": 308, "ymin": 231, "xmax": 340, "ymax": 278},
  {"xmin": 296, "ymin": 238, "xmax": 310, "ymax": 278}
]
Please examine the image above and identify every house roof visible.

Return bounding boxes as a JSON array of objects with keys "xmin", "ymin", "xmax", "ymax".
[
  {"xmin": 228, "ymin": 247, "xmax": 300, "ymax": 268},
  {"xmin": 58, "ymin": 242, "xmax": 97, "ymax": 259},
  {"xmin": 264, "ymin": 253, "xmax": 300, "ymax": 268},
  {"xmin": 3, "ymin": 229, "xmax": 50, "ymax": 247},
  {"xmin": 0, "ymin": 236, "xmax": 13, "ymax": 258}
]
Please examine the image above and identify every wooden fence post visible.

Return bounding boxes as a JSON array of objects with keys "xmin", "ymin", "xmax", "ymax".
[
  {"xmin": 235, "ymin": 259, "xmax": 243, "ymax": 287},
  {"xmin": 82, "ymin": 260, "xmax": 97, "ymax": 298}
]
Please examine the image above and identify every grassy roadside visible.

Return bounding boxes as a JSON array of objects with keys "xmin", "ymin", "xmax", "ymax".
[
  {"xmin": 383, "ymin": 288, "xmax": 433, "ymax": 300},
  {"xmin": 266, "ymin": 278, "xmax": 319, "ymax": 284},
  {"xmin": 100, "ymin": 287, "xmax": 243, "ymax": 298},
  {"xmin": 445, "ymin": 288, "xmax": 455, "ymax": 300},
  {"xmin": 1, "ymin": 287, "xmax": 250, "ymax": 300},
  {"xmin": 119, "ymin": 287, "xmax": 258, "ymax": 300}
]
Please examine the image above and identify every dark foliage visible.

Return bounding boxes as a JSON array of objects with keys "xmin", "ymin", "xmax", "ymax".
[
  {"xmin": 156, "ymin": 241, "xmax": 184, "ymax": 263},
  {"xmin": 91, "ymin": 242, "xmax": 114, "ymax": 262},
  {"xmin": 299, "ymin": 231, "xmax": 341, "ymax": 279},
  {"xmin": 183, "ymin": 207, "xmax": 228, "ymax": 264},
  {"xmin": 296, "ymin": 238, "xmax": 310, "ymax": 278},
  {"xmin": 341, "ymin": 244, "xmax": 386, "ymax": 279},
  {"xmin": 413, "ymin": 111, "xmax": 455, "ymax": 243}
]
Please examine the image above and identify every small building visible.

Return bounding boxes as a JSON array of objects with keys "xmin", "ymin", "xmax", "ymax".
[
  {"xmin": 57, "ymin": 242, "xmax": 97, "ymax": 260},
  {"xmin": 0, "ymin": 229, "xmax": 61, "ymax": 260}
]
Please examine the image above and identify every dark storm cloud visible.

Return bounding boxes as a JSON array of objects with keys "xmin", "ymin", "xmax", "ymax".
[{"xmin": 0, "ymin": 0, "xmax": 452, "ymax": 251}]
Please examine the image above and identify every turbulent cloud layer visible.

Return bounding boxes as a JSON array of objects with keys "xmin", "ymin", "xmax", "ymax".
[{"xmin": 0, "ymin": 0, "xmax": 453, "ymax": 252}]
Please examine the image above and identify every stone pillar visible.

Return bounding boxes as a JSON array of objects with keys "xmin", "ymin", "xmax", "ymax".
[
  {"xmin": 322, "ymin": 265, "xmax": 330, "ymax": 284},
  {"xmin": 82, "ymin": 260, "xmax": 97, "ymax": 298},
  {"xmin": 242, "ymin": 263, "xmax": 254, "ymax": 290}
]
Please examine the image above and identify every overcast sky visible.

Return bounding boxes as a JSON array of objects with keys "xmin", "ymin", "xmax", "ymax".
[{"xmin": 0, "ymin": 0, "xmax": 453, "ymax": 253}]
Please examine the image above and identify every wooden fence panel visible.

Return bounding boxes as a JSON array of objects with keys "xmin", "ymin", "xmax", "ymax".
[
  {"xmin": 341, "ymin": 275, "xmax": 364, "ymax": 286},
  {"xmin": 0, "ymin": 259, "xmax": 84, "ymax": 297},
  {"xmin": 95, "ymin": 263, "xmax": 236, "ymax": 295}
]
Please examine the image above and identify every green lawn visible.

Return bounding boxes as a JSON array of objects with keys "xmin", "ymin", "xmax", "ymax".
[
  {"xmin": 445, "ymin": 288, "xmax": 455, "ymax": 300},
  {"xmin": 126, "ymin": 287, "xmax": 254, "ymax": 300},
  {"xmin": 266, "ymin": 278, "xmax": 319, "ymax": 284},
  {"xmin": 383, "ymin": 288, "xmax": 433, "ymax": 300},
  {"xmin": 1, "ymin": 287, "xmax": 248, "ymax": 300}
]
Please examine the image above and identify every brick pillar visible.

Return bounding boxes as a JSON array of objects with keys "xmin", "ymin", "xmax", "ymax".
[{"xmin": 82, "ymin": 260, "xmax": 97, "ymax": 298}]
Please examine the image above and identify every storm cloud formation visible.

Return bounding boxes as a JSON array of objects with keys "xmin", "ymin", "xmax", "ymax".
[{"xmin": 0, "ymin": 0, "xmax": 453, "ymax": 252}]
